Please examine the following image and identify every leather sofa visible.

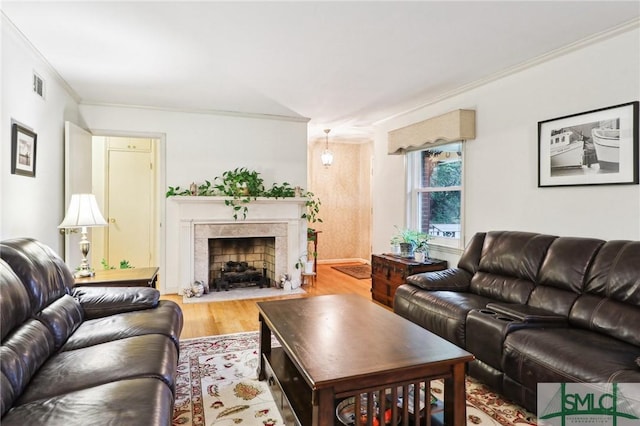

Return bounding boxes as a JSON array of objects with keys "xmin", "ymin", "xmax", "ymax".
[
  {"xmin": 1, "ymin": 238, "xmax": 183, "ymax": 425},
  {"xmin": 393, "ymin": 230, "xmax": 640, "ymax": 413}
]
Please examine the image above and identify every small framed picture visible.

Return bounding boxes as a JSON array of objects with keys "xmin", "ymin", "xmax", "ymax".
[
  {"xmin": 11, "ymin": 123, "xmax": 37, "ymax": 177},
  {"xmin": 538, "ymin": 101, "xmax": 638, "ymax": 187}
]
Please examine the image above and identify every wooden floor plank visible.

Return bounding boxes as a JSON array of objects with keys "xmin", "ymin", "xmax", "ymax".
[{"xmin": 161, "ymin": 262, "xmax": 379, "ymax": 339}]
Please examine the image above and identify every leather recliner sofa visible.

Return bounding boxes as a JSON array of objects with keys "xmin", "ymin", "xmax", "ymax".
[
  {"xmin": 1, "ymin": 238, "xmax": 183, "ymax": 425},
  {"xmin": 393, "ymin": 230, "xmax": 640, "ymax": 413}
]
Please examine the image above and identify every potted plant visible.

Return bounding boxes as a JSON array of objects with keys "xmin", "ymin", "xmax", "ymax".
[
  {"xmin": 166, "ymin": 174, "xmax": 322, "ymax": 230},
  {"xmin": 390, "ymin": 227, "xmax": 430, "ymax": 258},
  {"xmin": 301, "ymin": 190, "xmax": 322, "ymax": 259},
  {"xmin": 295, "ymin": 252, "xmax": 315, "ymax": 274},
  {"xmin": 213, "ymin": 167, "xmax": 265, "ymax": 219},
  {"xmin": 413, "ymin": 234, "xmax": 430, "ymax": 262},
  {"xmin": 301, "ymin": 190, "xmax": 322, "ymax": 229},
  {"xmin": 100, "ymin": 258, "xmax": 134, "ymax": 270}
]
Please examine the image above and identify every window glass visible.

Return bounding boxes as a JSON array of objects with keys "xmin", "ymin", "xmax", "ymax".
[{"xmin": 409, "ymin": 142, "xmax": 463, "ymax": 247}]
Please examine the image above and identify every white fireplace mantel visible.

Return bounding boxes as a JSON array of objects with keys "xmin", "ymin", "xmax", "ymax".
[{"xmin": 163, "ymin": 196, "xmax": 308, "ymax": 294}]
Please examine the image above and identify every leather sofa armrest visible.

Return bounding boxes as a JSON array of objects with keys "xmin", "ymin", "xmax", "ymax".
[
  {"xmin": 406, "ymin": 268, "xmax": 472, "ymax": 291},
  {"xmin": 485, "ymin": 302, "xmax": 566, "ymax": 324},
  {"xmin": 71, "ymin": 286, "xmax": 160, "ymax": 320}
]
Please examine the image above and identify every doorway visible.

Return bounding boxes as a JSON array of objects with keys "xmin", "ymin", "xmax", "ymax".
[
  {"xmin": 307, "ymin": 139, "xmax": 373, "ymax": 263},
  {"xmin": 91, "ymin": 136, "xmax": 158, "ymax": 269}
]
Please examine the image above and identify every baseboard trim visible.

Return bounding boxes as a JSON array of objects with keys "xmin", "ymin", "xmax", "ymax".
[{"xmin": 318, "ymin": 258, "xmax": 370, "ymax": 265}]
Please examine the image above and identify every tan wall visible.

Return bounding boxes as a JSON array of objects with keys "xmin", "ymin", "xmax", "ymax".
[{"xmin": 308, "ymin": 139, "xmax": 372, "ymax": 263}]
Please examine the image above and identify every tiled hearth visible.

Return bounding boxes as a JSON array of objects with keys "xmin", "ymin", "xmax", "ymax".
[{"xmin": 164, "ymin": 196, "xmax": 307, "ymax": 294}]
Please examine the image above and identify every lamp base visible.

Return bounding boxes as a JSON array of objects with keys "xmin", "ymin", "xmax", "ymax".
[
  {"xmin": 75, "ymin": 227, "xmax": 94, "ymax": 278},
  {"xmin": 74, "ymin": 268, "xmax": 95, "ymax": 278}
]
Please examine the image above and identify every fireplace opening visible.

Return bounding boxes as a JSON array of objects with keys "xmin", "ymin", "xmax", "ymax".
[
  {"xmin": 217, "ymin": 261, "xmax": 267, "ymax": 291},
  {"xmin": 208, "ymin": 237, "xmax": 275, "ymax": 291}
]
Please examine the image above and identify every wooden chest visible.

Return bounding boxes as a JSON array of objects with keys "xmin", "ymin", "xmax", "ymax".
[{"xmin": 371, "ymin": 254, "xmax": 447, "ymax": 308}]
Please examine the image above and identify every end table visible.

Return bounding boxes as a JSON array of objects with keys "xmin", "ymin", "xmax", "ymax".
[{"xmin": 74, "ymin": 267, "xmax": 159, "ymax": 288}]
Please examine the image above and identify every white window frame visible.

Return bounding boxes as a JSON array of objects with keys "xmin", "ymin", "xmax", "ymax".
[{"xmin": 406, "ymin": 142, "xmax": 465, "ymax": 249}]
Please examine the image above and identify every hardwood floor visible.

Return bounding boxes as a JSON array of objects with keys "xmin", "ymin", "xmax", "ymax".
[{"xmin": 161, "ymin": 262, "xmax": 382, "ymax": 339}]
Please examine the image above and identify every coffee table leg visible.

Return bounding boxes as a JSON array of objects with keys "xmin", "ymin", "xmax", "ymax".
[
  {"xmin": 257, "ymin": 314, "xmax": 271, "ymax": 380},
  {"xmin": 444, "ymin": 362, "xmax": 467, "ymax": 426},
  {"xmin": 315, "ymin": 388, "xmax": 335, "ymax": 426}
]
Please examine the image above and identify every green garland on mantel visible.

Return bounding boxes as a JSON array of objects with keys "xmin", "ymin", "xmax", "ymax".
[{"xmin": 166, "ymin": 167, "xmax": 322, "ymax": 224}]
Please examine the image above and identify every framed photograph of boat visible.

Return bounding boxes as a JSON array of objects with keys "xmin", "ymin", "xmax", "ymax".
[
  {"xmin": 11, "ymin": 122, "xmax": 38, "ymax": 178},
  {"xmin": 538, "ymin": 101, "xmax": 639, "ymax": 187}
]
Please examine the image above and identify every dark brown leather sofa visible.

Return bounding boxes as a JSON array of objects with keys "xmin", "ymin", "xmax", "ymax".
[
  {"xmin": 393, "ymin": 230, "xmax": 640, "ymax": 413},
  {"xmin": 1, "ymin": 238, "xmax": 183, "ymax": 425}
]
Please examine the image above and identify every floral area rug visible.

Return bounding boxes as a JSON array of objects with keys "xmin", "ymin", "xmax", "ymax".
[
  {"xmin": 172, "ymin": 332, "xmax": 537, "ymax": 426},
  {"xmin": 430, "ymin": 379, "xmax": 537, "ymax": 425},
  {"xmin": 173, "ymin": 332, "xmax": 282, "ymax": 425}
]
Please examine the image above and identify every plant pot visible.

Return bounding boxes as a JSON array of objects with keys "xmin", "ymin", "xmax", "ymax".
[
  {"xmin": 304, "ymin": 260, "xmax": 315, "ymax": 274},
  {"xmin": 399, "ymin": 242, "xmax": 414, "ymax": 258},
  {"xmin": 414, "ymin": 252, "xmax": 425, "ymax": 263}
]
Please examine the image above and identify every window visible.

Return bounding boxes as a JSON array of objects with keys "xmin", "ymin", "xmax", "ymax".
[{"xmin": 407, "ymin": 142, "xmax": 463, "ymax": 248}]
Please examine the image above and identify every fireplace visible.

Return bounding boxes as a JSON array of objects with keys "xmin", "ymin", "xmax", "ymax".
[
  {"xmin": 194, "ymin": 221, "xmax": 289, "ymax": 291},
  {"xmin": 164, "ymin": 196, "xmax": 307, "ymax": 295},
  {"xmin": 208, "ymin": 236, "xmax": 276, "ymax": 290}
]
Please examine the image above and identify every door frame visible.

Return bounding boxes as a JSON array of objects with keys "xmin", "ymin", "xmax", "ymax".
[
  {"xmin": 91, "ymin": 129, "xmax": 166, "ymax": 292},
  {"xmin": 63, "ymin": 122, "xmax": 94, "ymax": 266}
]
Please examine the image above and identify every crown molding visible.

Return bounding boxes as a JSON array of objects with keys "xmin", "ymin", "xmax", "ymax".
[
  {"xmin": 79, "ymin": 101, "xmax": 311, "ymax": 123},
  {"xmin": 375, "ymin": 17, "xmax": 640, "ymax": 126}
]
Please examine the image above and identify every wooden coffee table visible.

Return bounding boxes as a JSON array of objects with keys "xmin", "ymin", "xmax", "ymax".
[
  {"xmin": 257, "ymin": 294, "xmax": 474, "ymax": 426},
  {"xmin": 74, "ymin": 267, "xmax": 159, "ymax": 288}
]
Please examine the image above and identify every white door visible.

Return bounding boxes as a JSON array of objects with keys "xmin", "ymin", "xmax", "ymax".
[
  {"xmin": 63, "ymin": 121, "xmax": 93, "ymax": 266},
  {"xmin": 105, "ymin": 138, "xmax": 155, "ymax": 268}
]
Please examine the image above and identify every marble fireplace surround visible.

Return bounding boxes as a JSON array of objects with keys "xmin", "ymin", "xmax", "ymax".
[
  {"xmin": 197, "ymin": 223, "xmax": 281, "ymax": 286},
  {"xmin": 164, "ymin": 196, "xmax": 307, "ymax": 294}
]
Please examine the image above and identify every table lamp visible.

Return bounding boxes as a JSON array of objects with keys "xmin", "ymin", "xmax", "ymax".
[{"xmin": 58, "ymin": 193, "xmax": 107, "ymax": 277}]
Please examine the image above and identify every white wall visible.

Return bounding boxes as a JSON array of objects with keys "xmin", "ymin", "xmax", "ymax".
[
  {"xmin": 1, "ymin": 16, "xmax": 80, "ymax": 252},
  {"xmin": 78, "ymin": 104, "xmax": 309, "ymax": 291},
  {"xmin": 79, "ymin": 105, "xmax": 309, "ymax": 190},
  {"xmin": 373, "ymin": 27, "xmax": 640, "ymax": 260}
]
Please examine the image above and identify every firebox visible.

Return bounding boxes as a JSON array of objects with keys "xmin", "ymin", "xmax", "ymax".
[{"xmin": 208, "ymin": 237, "xmax": 275, "ymax": 291}]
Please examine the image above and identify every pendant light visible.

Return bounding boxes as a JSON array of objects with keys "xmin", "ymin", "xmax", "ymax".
[{"xmin": 321, "ymin": 128, "xmax": 334, "ymax": 167}]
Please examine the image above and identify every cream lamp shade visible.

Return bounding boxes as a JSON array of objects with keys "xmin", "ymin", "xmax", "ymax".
[
  {"xmin": 58, "ymin": 193, "xmax": 107, "ymax": 277},
  {"xmin": 58, "ymin": 194, "xmax": 107, "ymax": 228}
]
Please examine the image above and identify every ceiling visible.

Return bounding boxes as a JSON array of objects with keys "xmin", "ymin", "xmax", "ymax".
[{"xmin": 2, "ymin": 1, "xmax": 639, "ymax": 139}]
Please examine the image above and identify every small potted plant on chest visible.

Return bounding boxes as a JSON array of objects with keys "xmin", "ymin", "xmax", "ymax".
[
  {"xmin": 413, "ymin": 232, "xmax": 431, "ymax": 262},
  {"xmin": 390, "ymin": 227, "xmax": 430, "ymax": 259}
]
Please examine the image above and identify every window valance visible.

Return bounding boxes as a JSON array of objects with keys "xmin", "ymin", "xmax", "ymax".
[{"xmin": 388, "ymin": 109, "xmax": 476, "ymax": 154}]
